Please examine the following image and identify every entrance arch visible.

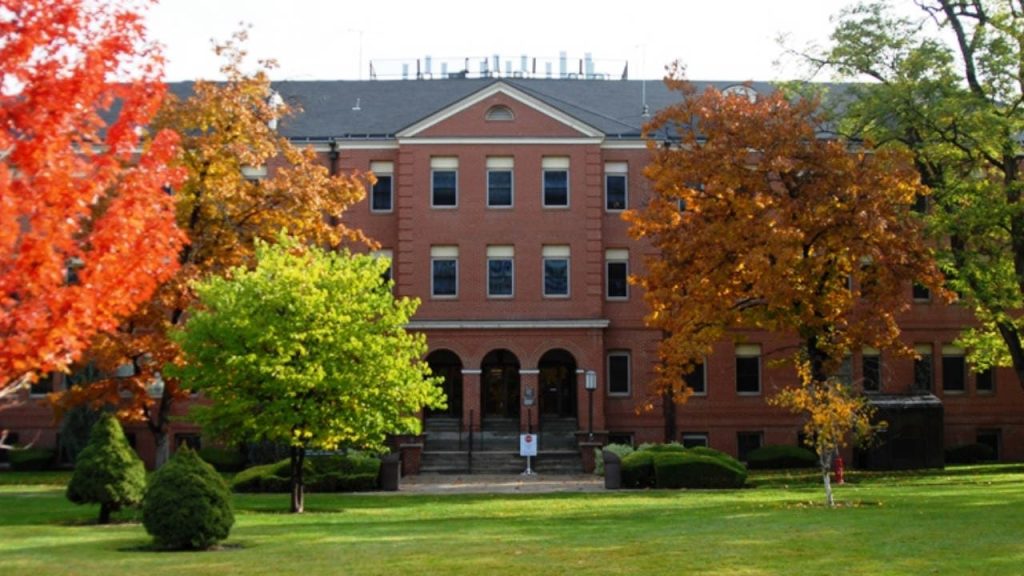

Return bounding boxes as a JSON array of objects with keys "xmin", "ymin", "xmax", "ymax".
[
  {"xmin": 481, "ymin": 349, "xmax": 520, "ymax": 418},
  {"xmin": 538, "ymin": 349, "xmax": 577, "ymax": 419},
  {"xmin": 425, "ymin": 349, "xmax": 462, "ymax": 418}
]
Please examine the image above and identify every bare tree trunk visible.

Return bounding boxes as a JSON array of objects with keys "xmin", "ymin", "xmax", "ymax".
[
  {"xmin": 820, "ymin": 451, "xmax": 834, "ymax": 508},
  {"xmin": 153, "ymin": 432, "xmax": 170, "ymax": 469},
  {"xmin": 290, "ymin": 445, "xmax": 305, "ymax": 514}
]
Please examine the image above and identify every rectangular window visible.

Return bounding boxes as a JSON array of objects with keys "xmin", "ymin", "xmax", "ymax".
[
  {"xmin": 430, "ymin": 246, "xmax": 458, "ymax": 297},
  {"xmin": 542, "ymin": 157, "xmax": 569, "ymax": 207},
  {"xmin": 862, "ymin": 347, "xmax": 881, "ymax": 392},
  {"xmin": 684, "ymin": 360, "xmax": 706, "ymax": 396},
  {"xmin": 942, "ymin": 345, "xmax": 966, "ymax": 392},
  {"xmin": 486, "ymin": 245, "xmax": 514, "ymax": 298},
  {"xmin": 737, "ymin": 431, "xmax": 763, "ymax": 461},
  {"xmin": 487, "ymin": 157, "xmax": 513, "ymax": 207},
  {"xmin": 735, "ymin": 344, "xmax": 761, "ymax": 394},
  {"xmin": 912, "ymin": 282, "xmax": 931, "ymax": 301},
  {"xmin": 607, "ymin": 351, "xmax": 630, "ymax": 395},
  {"xmin": 431, "ymin": 157, "xmax": 458, "ymax": 207},
  {"xmin": 371, "ymin": 249, "xmax": 393, "ymax": 285},
  {"xmin": 913, "ymin": 344, "xmax": 933, "ymax": 392},
  {"xmin": 605, "ymin": 162, "xmax": 628, "ymax": 211},
  {"xmin": 975, "ymin": 366, "xmax": 995, "ymax": 393},
  {"xmin": 605, "ymin": 249, "xmax": 629, "ymax": 300},
  {"xmin": 681, "ymin": 433, "xmax": 709, "ymax": 448},
  {"xmin": 837, "ymin": 355, "xmax": 853, "ymax": 386},
  {"xmin": 542, "ymin": 245, "xmax": 570, "ymax": 297},
  {"xmin": 370, "ymin": 161, "xmax": 394, "ymax": 212}
]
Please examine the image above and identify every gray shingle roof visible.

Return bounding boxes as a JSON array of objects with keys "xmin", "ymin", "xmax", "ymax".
[{"xmin": 168, "ymin": 78, "xmax": 837, "ymax": 141}]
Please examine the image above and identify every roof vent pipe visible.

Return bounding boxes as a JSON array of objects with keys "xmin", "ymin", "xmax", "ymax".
[{"xmin": 559, "ymin": 51, "xmax": 567, "ymax": 79}]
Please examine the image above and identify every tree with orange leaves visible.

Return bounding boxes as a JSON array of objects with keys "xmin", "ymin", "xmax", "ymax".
[
  {"xmin": 0, "ymin": 1, "xmax": 184, "ymax": 411},
  {"xmin": 51, "ymin": 31, "xmax": 369, "ymax": 466},
  {"xmin": 625, "ymin": 68, "xmax": 943, "ymax": 499}
]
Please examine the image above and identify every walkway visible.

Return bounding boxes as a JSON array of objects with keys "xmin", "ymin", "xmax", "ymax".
[{"xmin": 396, "ymin": 473, "xmax": 604, "ymax": 494}]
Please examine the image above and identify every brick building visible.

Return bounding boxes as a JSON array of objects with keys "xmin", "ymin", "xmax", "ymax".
[{"xmin": 3, "ymin": 76, "xmax": 1021, "ymax": 470}]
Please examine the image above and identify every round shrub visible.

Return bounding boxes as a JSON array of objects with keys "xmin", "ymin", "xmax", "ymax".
[
  {"xmin": 8, "ymin": 447, "xmax": 56, "ymax": 471},
  {"xmin": 945, "ymin": 443, "xmax": 996, "ymax": 464},
  {"xmin": 143, "ymin": 447, "xmax": 234, "ymax": 550},
  {"xmin": 745, "ymin": 444, "xmax": 818, "ymax": 470},
  {"xmin": 653, "ymin": 452, "xmax": 748, "ymax": 489},
  {"xmin": 66, "ymin": 413, "xmax": 146, "ymax": 524},
  {"xmin": 621, "ymin": 450, "xmax": 656, "ymax": 488}
]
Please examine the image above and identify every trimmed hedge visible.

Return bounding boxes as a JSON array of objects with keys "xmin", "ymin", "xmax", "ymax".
[
  {"xmin": 745, "ymin": 444, "xmax": 818, "ymax": 470},
  {"xmin": 654, "ymin": 452, "xmax": 748, "ymax": 489},
  {"xmin": 8, "ymin": 447, "xmax": 55, "ymax": 471},
  {"xmin": 143, "ymin": 447, "xmax": 234, "ymax": 550},
  {"xmin": 231, "ymin": 453, "xmax": 382, "ymax": 493},
  {"xmin": 945, "ymin": 443, "xmax": 996, "ymax": 464},
  {"xmin": 198, "ymin": 447, "xmax": 247, "ymax": 472},
  {"xmin": 620, "ymin": 443, "xmax": 747, "ymax": 489}
]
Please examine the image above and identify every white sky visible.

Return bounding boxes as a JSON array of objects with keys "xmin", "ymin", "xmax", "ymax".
[{"xmin": 144, "ymin": 0, "xmax": 901, "ymax": 82}]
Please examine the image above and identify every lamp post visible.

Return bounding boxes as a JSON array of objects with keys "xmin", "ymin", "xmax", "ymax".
[{"xmin": 585, "ymin": 370, "xmax": 597, "ymax": 440}]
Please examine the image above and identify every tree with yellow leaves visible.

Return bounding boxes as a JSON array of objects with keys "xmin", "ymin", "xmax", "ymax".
[
  {"xmin": 625, "ymin": 67, "xmax": 942, "ymax": 502},
  {"xmin": 51, "ymin": 31, "xmax": 369, "ymax": 466}
]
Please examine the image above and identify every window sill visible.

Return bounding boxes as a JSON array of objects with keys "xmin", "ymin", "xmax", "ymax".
[
  {"xmin": 607, "ymin": 392, "xmax": 631, "ymax": 398},
  {"xmin": 736, "ymin": 391, "xmax": 762, "ymax": 397}
]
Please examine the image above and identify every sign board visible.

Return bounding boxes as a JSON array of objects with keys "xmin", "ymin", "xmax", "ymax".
[{"xmin": 519, "ymin": 433, "xmax": 538, "ymax": 457}]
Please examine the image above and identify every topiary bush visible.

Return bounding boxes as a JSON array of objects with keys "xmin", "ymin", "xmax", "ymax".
[
  {"xmin": 198, "ymin": 446, "xmax": 247, "ymax": 472},
  {"xmin": 594, "ymin": 443, "xmax": 634, "ymax": 476},
  {"xmin": 653, "ymin": 451, "xmax": 748, "ymax": 489},
  {"xmin": 621, "ymin": 450, "xmax": 657, "ymax": 488},
  {"xmin": 143, "ymin": 446, "xmax": 234, "ymax": 550},
  {"xmin": 745, "ymin": 444, "xmax": 818, "ymax": 470},
  {"xmin": 945, "ymin": 443, "xmax": 996, "ymax": 464},
  {"xmin": 8, "ymin": 447, "xmax": 56, "ymax": 471},
  {"xmin": 66, "ymin": 413, "xmax": 146, "ymax": 524}
]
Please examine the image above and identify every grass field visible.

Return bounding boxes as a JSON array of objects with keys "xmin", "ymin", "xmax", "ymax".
[{"xmin": 1, "ymin": 465, "xmax": 1022, "ymax": 575}]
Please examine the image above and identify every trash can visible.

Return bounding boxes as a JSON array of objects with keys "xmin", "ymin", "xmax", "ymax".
[
  {"xmin": 602, "ymin": 449, "xmax": 622, "ymax": 490},
  {"xmin": 379, "ymin": 453, "xmax": 400, "ymax": 492}
]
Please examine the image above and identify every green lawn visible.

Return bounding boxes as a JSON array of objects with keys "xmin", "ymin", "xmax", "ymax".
[{"xmin": 1, "ymin": 465, "xmax": 1022, "ymax": 575}]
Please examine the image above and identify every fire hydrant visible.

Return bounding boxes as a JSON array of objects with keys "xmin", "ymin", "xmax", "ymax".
[{"xmin": 833, "ymin": 455, "xmax": 845, "ymax": 485}]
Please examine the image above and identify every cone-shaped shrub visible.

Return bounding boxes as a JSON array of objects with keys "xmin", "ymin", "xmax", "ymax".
[
  {"xmin": 66, "ymin": 413, "xmax": 146, "ymax": 524},
  {"xmin": 143, "ymin": 446, "xmax": 234, "ymax": 550}
]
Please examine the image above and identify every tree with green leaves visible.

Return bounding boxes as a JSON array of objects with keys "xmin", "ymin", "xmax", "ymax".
[
  {"xmin": 172, "ymin": 237, "xmax": 444, "ymax": 513},
  {"xmin": 802, "ymin": 0, "xmax": 1024, "ymax": 387},
  {"xmin": 66, "ymin": 413, "xmax": 146, "ymax": 524}
]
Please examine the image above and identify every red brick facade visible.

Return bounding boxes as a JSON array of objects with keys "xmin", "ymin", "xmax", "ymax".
[{"xmin": 3, "ymin": 79, "xmax": 1021, "ymax": 469}]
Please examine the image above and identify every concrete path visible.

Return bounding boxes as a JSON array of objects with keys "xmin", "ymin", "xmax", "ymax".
[{"xmin": 395, "ymin": 473, "xmax": 604, "ymax": 495}]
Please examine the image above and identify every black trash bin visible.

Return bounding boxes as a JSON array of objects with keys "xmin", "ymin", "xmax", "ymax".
[
  {"xmin": 379, "ymin": 453, "xmax": 400, "ymax": 492},
  {"xmin": 602, "ymin": 449, "xmax": 622, "ymax": 490}
]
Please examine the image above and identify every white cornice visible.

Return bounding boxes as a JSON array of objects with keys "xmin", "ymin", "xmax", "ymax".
[
  {"xmin": 396, "ymin": 81, "xmax": 605, "ymax": 139},
  {"xmin": 408, "ymin": 319, "xmax": 611, "ymax": 330},
  {"xmin": 600, "ymin": 140, "xmax": 650, "ymax": 150},
  {"xmin": 397, "ymin": 137, "xmax": 603, "ymax": 146},
  {"xmin": 292, "ymin": 140, "xmax": 399, "ymax": 152}
]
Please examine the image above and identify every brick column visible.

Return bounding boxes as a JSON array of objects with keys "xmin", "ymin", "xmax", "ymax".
[{"xmin": 461, "ymin": 368, "xmax": 482, "ymax": 434}]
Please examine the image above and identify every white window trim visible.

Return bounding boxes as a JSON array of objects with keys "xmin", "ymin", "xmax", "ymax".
[
  {"xmin": 687, "ymin": 358, "xmax": 708, "ymax": 397},
  {"xmin": 486, "ymin": 256, "xmax": 515, "ymax": 298},
  {"xmin": 604, "ymin": 171, "xmax": 628, "ymax": 212},
  {"xmin": 542, "ymin": 159, "xmax": 570, "ymax": 208},
  {"xmin": 605, "ymin": 251, "xmax": 629, "ymax": 301},
  {"xmin": 942, "ymin": 345, "xmax": 967, "ymax": 394},
  {"xmin": 370, "ymin": 173, "xmax": 394, "ymax": 213},
  {"xmin": 487, "ymin": 167, "xmax": 514, "ymax": 209},
  {"xmin": 542, "ymin": 256, "xmax": 571, "ymax": 298},
  {"xmin": 681, "ymin": 433, "xmax": 709, "ymax": 447},
  {"xmin": 430, "ymin": 246, "xmax": 459, "ymax": 299},
  {"xmin": 607, "ymin": 351, "xmax": 631, "ymax": 396},
  {"xmin": 431, "ymin": 168, "xmax": 459, "ymax": 209},
  {"xmin": 735, "ymin": 344, "xmax": 762, "ymax": 396}
]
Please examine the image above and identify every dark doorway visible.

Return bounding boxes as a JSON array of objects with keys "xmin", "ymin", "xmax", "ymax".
[
  {"xmin": 425, "ymin": 350, "xmax": 463, "ymax": 418},
  {"xmin": 482, "ymin": 349, "xmax": 520, "ymax": 418},
  {"xmin": 538, "ymin": 349, "xmax": 577, "ymax": 418}
]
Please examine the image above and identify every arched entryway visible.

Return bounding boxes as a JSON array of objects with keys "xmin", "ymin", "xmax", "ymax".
[
  {"xmin": 538, "ymin": 349, "xmax": 578, "ymax": 419},
  {"xmin": 425, "ymin": 349, "xmax": 463, "ymax": 418},
  {"xmin": 481, "ymin": 349, "xmax": 520, "ymax": 419}
]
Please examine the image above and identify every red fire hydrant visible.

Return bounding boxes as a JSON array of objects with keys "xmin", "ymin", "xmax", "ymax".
[{"xmin": 833, "ymin": 455, "xmax": 845, "ymax": 485}]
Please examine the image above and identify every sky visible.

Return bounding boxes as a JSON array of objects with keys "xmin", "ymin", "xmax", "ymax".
[{"xmin": 144, "ymin": 0, "xmax": 903, "ymax": 83}]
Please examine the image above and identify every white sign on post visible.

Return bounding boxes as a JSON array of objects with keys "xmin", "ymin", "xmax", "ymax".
[{"xmin": 519, "ymin": 433, "xmax": 537, "ymax": 457}]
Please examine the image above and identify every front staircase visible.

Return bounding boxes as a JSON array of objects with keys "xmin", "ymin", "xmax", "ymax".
[{"xmin": 420, "ymin": 416, "xmax": 583, "ymax": 474}]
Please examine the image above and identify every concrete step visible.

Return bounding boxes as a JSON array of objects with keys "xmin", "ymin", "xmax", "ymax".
[{"xmin": 420, "ymin": 450, "xmax": 584, "ymax": 475}]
